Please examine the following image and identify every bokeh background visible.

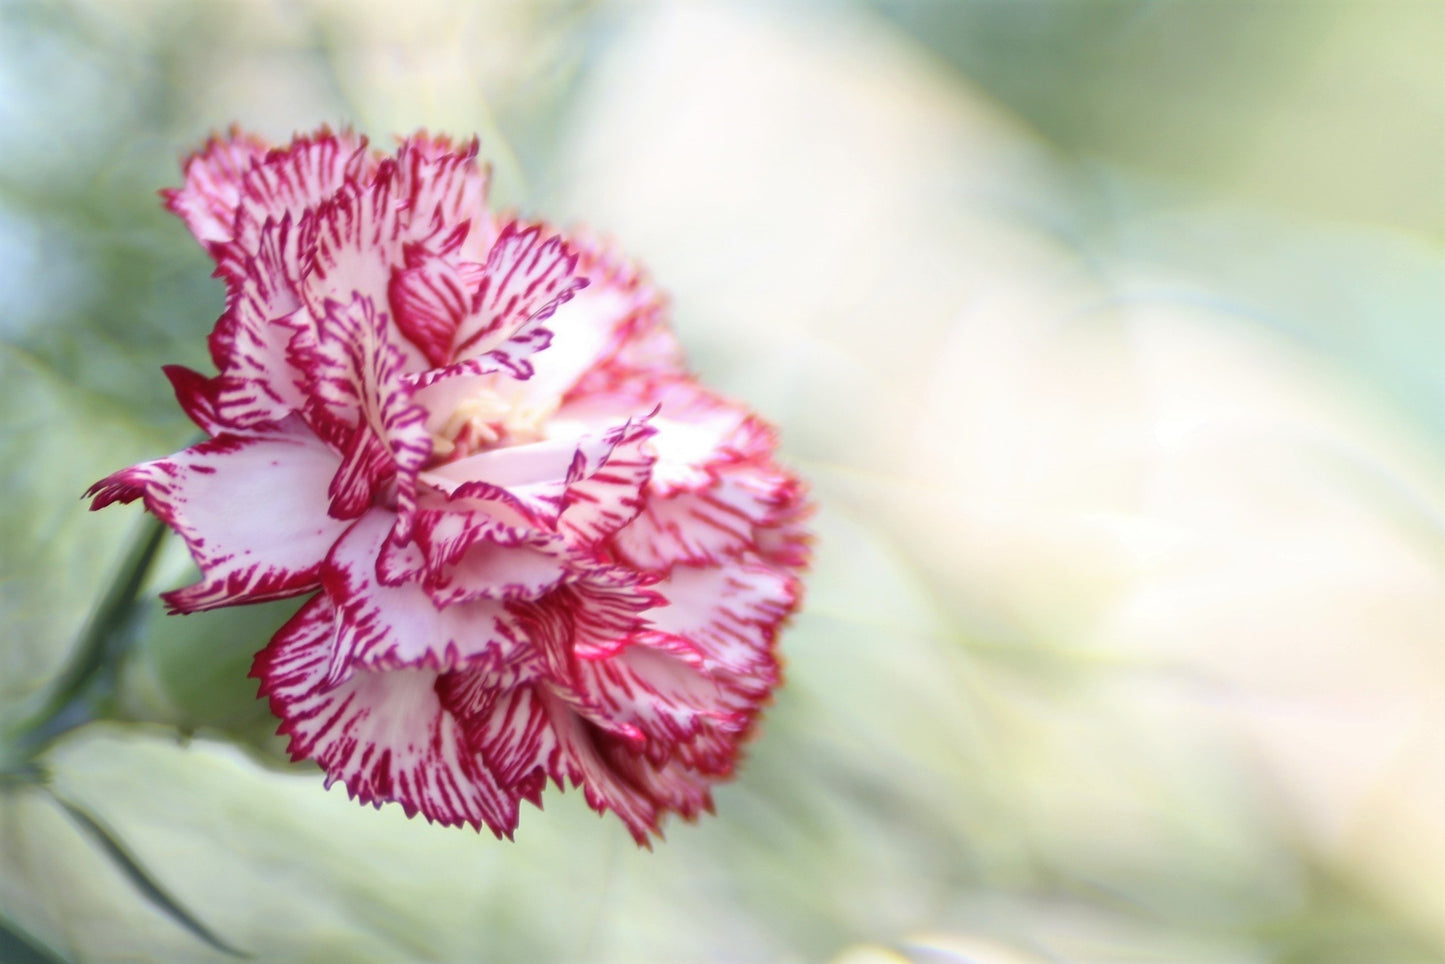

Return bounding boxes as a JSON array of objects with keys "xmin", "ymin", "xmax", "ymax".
[{"xmin": 3, "ymin": 1, "xmax": 1445, "ymax": 961}]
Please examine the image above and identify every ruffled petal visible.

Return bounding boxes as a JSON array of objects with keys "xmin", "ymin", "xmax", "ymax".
[
  {"xmin": 230, "ymin": 127, "xmax": 375, "ymax": 257},
  {"xmin": 160, "ymin": 127, "xmax": 269, "ymax": 245},
  {"xmin": 557, "ymin": 416, "xmax": 658, "ymax": 547},
  {"xmin": 295, "ymin": 178, "xmax": 413, "ymax": 336},
  {"xmin": 559, "ymin": 376, "xmax": 772, "ymax": 494},
  {"xmin": 613, "ymin": 466, "xmax": 804, "ymax": 570},
  {"xmin": 252, "ymin": 595, "xmax": 520, "ymax": 836},
  {"xmin": 86, "ymin": 417, "xmax": 348, "ymax": 613},
  {"xmin": 321, "ymin": 509, "xmax": 537, "ymax": 681},
  {"xmin": 435, "ymin": 679, "xmax": 560, "ymax": 799},
  {"xmin": 544, "ymin": 699, "xmax": 713, "ymax": 846},
  {"xmin": 446, "ymin": 220, "xmax": 588, "ymax": 378},
  {"xmin": 388, "ymin": 245, "xmax": 478, "ymax": 367},
  {"xmin": 515, "ymin": 232, "xmax": 684, "ymax": 408},
  {"xmin": 562, "ymin": 642, "xmax": 755, "ymax": 755},
  {"xmin": 300, "ymin": 295, "xmax": 432, "ymax": 530},
  {"xmin": 393, "ymin": 134, "xmax": 494, "ymax": 254},
  {"xmin": 206, "ymin": 216, "xmax": 311, "ymax": 426},
  {"xmin": 640, "ymin": 562, "xmax": 795, "ymax": 684}
]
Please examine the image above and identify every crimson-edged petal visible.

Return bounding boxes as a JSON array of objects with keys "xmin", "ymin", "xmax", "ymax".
[
  {"xmin": 557, "ymin": 416, "xmax": 658, "ymax": 547},
  {"xmin": 321, "ymin": 509, "xmax": 540, "ymax": 683},
  {"xmin": 160, "ymin": 127, "xmax": 269, "ymax": 246},
  {"xmin": 392, "ymin": 133, "xmax": 493, "ymax": 255},
  {"xmin": 638, "ymin": 562, "xmax": 796, "ymax": 684},
  {"xmin": 561, "ymin": 642, "xmax": 756, "ymax": 757},
  {"xmin": 389, "ymin": 244, "xmax": 478, "ymax": 368},
  {"xmin": 436, "ymin": 679, "xmax": 560, "ymax": 799},
  {"xmin": 441, "ymin": 219, "xmax": 588, "ymax": 379},
  {"xmin": 229, "ymin": 126, "xmax": 375, "ymax": 257},
  {"xmin": 613, "ymin": 466, "xmax": 806, "ymax": 571},
  {"xmin": 543, "ymin": 699, "xmax": 713, "ymax": 846},
  {"xmin": 300, "ymin": 295, "xmax": 431, "ymax": 531},
  {"xmin": 206, "ymin": 216, "xmax": 311, "ymax": 426},
  {"xmin": 516, "ymin": 235, "xmax": 678, "ymax": 403},
  {"xmin": 252, "ymin": 595, "xmax": 520, "ymax": 837},
  {"xmin": 421, "ymin": 413, "xmax": 656, "ymax": 539},
  {"xmin": 295, "ymin": 177, "xmax": 414, "ymax": 342},
  {"xmin": 86, "ymin": 416, "xmax": 348, "ymax": 613}
]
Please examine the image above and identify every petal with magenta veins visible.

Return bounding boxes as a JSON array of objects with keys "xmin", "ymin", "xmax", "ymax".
[
  {"xmin": 378, "ymin": 482, "xmax": 549, "ymax": 587},
  {"xmin": 435, "ymin": 679, "xmax": 561, "ymax": 798},
  {"xmin": 85, "ymin": 417, "xmax": 348, "ymax": 613},
  {"xmin": 560, "ymin": 377, "xmax": 770, "ymax": 497},
  {"xmin": 321, "ymin": 509, "xmax": 536, "ymax": 683},
  {"xmin": 423, "ymin": 535, "xmax": 570, "ymax": 609},
  {"xmin": 447, "ymin": 219, "xmax": 588, "ymax": 378},
  {"xmin": 230, "ymin": 127, "xmax": 374, "ymax": 257},
  {"xmin": 423, "ymin": 434, "xmax": 589, "ymax": 524},
  {"xmin": 252, "ymin": 595, "xmax": 520, "ymax": 837},
  {"xmin": 389, "ymin": 245, "xmax": 478, "ymax": 368},
  {"xmin": 561, "ymin": 642, "xmax": 755, "ymax": 755},
  {"xmin": 393, "ymin": 135, "xmax": 494, "ymax": 254},
  {"xmin": 543, "ymin": 699, "xmax": 714, "ymax": 846},
  {"xmin": 161, "ymin": 127, "xmax": 269, "ymax": 246},
  {"xmin": 207, "ymin": 217, "xmax": 312, "ymax": 426},
  {"xmin": 527, "ymin": 234, "xmax": 681, "ymax": 402},
  {"xmin": 296, "ymin": 178, "xmax": 416, "ymax": 346},
  {"xmin": 639, "ymin": 562, "xmax": 795, "ymax": 684},
  {"xmin": 613, "ymin": 466, "xmax": 801, "ymax": 570},
  {"xmin": 301, "ymin": 295, "xmax": 431, "ymax": 531},
  {"xmin": 556, "ymin": 416, "xmax": 657, "ymax": 548}
]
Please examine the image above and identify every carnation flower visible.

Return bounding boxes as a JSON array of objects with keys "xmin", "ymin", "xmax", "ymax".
[{"xmin": 88, "ymin": 128, "xmax": 810, "ymax": 843}]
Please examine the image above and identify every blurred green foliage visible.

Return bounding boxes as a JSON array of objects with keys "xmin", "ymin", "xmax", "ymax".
[{"xmin": 2, "ymin": 1, "xmax": 1443, "ymax": 961}]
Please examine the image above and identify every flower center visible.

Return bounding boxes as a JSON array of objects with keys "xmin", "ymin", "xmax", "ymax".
[{"xmin": 428, "ymin": 387, "xmax": 557, "ymax": 463}]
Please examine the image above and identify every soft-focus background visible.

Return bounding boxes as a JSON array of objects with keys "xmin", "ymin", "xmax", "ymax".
[{"xmin": 3, "ymin": 1, "xmax": 1444, "ymax": 961}]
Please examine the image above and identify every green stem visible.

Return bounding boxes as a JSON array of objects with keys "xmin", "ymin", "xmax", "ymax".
[{"xmin": 4, "ymin": 515, "xmax": 167, "ymax": 764}]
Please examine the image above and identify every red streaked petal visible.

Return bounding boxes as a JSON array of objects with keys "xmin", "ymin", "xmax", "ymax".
[
  {"xmin": 252, "ymin": 595, "xmax": 520, "ymax": 837},
  {"xmin": 542, "ymin": 697, "xmax": 717, "ymax": 846},
  {"xmin": 162, "ymin": 365, "xmax": 227, "ymax": 436},
  {"xmin": 436, "ymin": 680, "xmax": 561, "ymax": 796},
  {"xmin": 302, "ymin": 295, "xmax": 432, "ymax": 531},
  {"xmin": 423, "ymin": 536, "xmax": 570, "ymax": 609},
  {"xmin": 86, "ymin": 418, "xmax": 348, "ymax": 613},
  {"xmin": 161, "ymin": 127, "xmax": 269, "ymax": 245},
  {"xmin": 207, "ymin": 217, "xmax": 312, "ymax": 426},
  {"xmin": 321, "ymin": 509, "xmax": 536, "ymax": 682},
  {"xmin": 450, "ymin": 220, "xmax": 588, "ymax": 376},
  {"xmin": 296, "ymin": 177, "xmax": 412, "ymax": 334},
  {"xmin": 612, "ymin": 467, "xmax": 799, "ymax": 570},
  {"xmin": 640, "ymin": 562, "xmax": 795, "ymax": 688},
  {"xmin": 389, "ymin": 245, "xmax": 476, "ymax": 367},
  {"xmin": 558, "ymin": 416, "xmax": 657, "ymax": 547},
  {"xmin": 561, "ymin": 642, "xmax": 755, "ymax": 754},
  {"xmin": 526, "ymin": 232, "xmax": 681, "ymax": 403},
  {"xmin": 231, "ymin": 126, "xmax": 374, "ymax": 256},
  {"xmin": 393, "ymin": 135, "xmax": 492, "ymax": 251}
]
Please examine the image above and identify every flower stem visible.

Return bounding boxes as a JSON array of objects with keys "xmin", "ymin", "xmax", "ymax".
[{"xmin": 3, "ymin": 516, "xmax": 167, "ymax": 766}]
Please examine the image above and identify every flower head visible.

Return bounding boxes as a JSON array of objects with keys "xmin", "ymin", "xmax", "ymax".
[{"xmin": 89, "ymin": 127, "xmax": 810, "ymax": 843}]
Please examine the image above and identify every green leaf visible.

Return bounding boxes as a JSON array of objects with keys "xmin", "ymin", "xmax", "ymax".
[
  {"xmin": 0, "ymin": 910, "xmax": 67, "ymax": 964},
  {"xmin": 45, "ymin": 789, "xmax": 248, "ymax": 959}
]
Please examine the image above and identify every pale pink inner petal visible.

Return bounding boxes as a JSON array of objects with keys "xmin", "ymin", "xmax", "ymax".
[
  {"xmin": 323, "ymin": 509, "xmax": 534, "ymax": 680},
  {"xmin": 426, "ymin": 538, "xmax": 570, "ymax": 608}
]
